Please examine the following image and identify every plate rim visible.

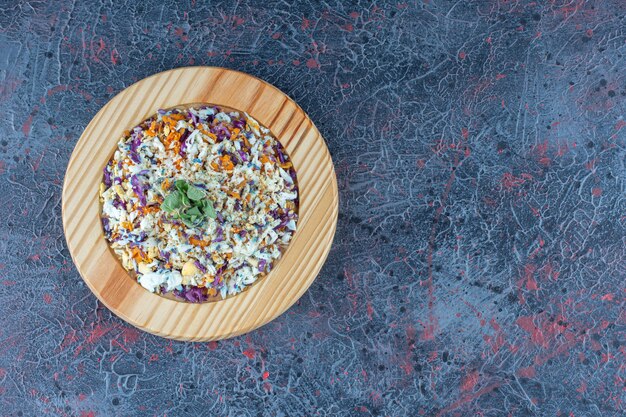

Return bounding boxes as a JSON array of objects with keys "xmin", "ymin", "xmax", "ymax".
[{"xmin": 62, "ymin": 66, "xmax": 338, "ymax": 341}]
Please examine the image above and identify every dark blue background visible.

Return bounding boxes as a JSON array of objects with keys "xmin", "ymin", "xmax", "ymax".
[{"xmin": 0, "ymin": 1, "xmax": 624, "ymax": 416}]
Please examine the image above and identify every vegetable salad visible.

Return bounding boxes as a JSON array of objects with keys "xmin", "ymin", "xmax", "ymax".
[{"xmin": 100, "ymin": 105, "xmax": 298, "ymax": 302}]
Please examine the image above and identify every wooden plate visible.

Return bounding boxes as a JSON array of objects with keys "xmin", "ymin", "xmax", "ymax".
[{"xmin": 62, "ymin": 67, "xmax": 338, "ymax": 341}]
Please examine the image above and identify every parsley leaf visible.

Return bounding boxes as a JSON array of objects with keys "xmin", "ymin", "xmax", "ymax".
[
  {"xmin": 161, "ymin": 180, "xmax": 218, "ymax": 226},
  {"xmin": 186, "ymin": 206, "xmax": 202, "ymax": 217},
  {"xmin": 187, "ymin": 185, "xmax": 206, "ymax": 201},
  {"xmin": 200, "ymin": 199, "xmax": 217, "ymax": 219},
  {"xmin": 161, "ymin": 191, "xmax": 183, "ymax": 213}
]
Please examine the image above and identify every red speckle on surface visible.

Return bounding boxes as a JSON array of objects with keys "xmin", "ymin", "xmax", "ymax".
[
  {"xmin": 78, "ymin": 393, "xmax": 87, "ymax": 401},
  {"xmin": 22, "ymin": 113, "xmax": 35, "ymax": 136},
  {"xmin": 43, "ymin": 293, "xmax": 52, "ymax": 304},
  {"xmin": 600, "ymin": 293, "xmax": 614, "ymax": 301},
  {"xmin": 173, "ymin": 27, "xmax": 188, "ymax": 41},
  {"xmin": 110, "ymin": 49, "xmax": 119, "ymax": 65},
  {"xmin": 420, "ymin": 323, "xmax": 435, "ymax": 341},
  {"xmin": 232, "ymin": 16, "xmax": 245, "ymax": 27},
  {"xmin": 342, "ymin": 23, "xmax": 354, "ymax": 32},
  {"xmin": 436, "ymin": 382, "xmax": 503, "ymax": 416},
  {"xmin": 121, "ymin": 327, "xmax": 140, "ymax": 344},
  {"xmin": 301, "ymin": 17, "xmax": 310, "ymax": 30},
  {"xmin": 74, "ymin": 324, "xmax": 118, "ymax": 356},
  {"xmin": 32, "ymin": 151, "xmax": 45, "ymax": 172},
  {"xmin": 271, "ymin": 32, "xmax": 281, "ymax": 39},
  {"xmin": 47, "ymin": 85, "xmax": 70, "ymax": 96},
  {"xmin": 243, "ymin": 348, "xmax": 255, "ymax": 359},
  {"xmin": 526, "ymin": 275, "xmax": 539, "ymax": 291},
  {"xmin": 458, "ymin": 51, "xmax": 466, "ymax": 59},
  {"xmin": 495, "ymin": 73, "xmax": 506, "ymax": 80},
  {"xmin": 516, "ymin": 315, "xmax": 548, "ymax": 347},
  {"xmin": 79, "ymin": 412, "xmax": 95, "ymax": 417},
  {"xmin": 149, "ymin": 354, "xmax": 159, "ymax": 362},
  {"xmin": 584, "ymin": 159, "xmax": 596, "ymax": 170},
  {"xmin": 59, "ymin": 330, "xmax": 78, "ymax": 351},
  {"xmin": 208, "ymin": 341, "xmax": 218, "ymax": 350},
  {"xmin": 517, "ymin": 366, "xmax": 536, "ymax": 378},
  {"xmin": 500, "ymin": 172, "xmax": 533, "ymax": 191},
  {"xmin": 306, "ymin": 58, "xmax": 320, "ymax": 69},
  {"xmin": 461, "ymin": 370, "xmax": 479, "ymax": 392},
  {"xmin": 592, "ymin": 187, "xmax": 602, "ymax": 197},
  {"xmin": 350, "ymin": 11, "xmax": 360, "ymax": 19},
  {"xmin": 262, "ymin": 371, "xmax": 270, "ymax": 380}
]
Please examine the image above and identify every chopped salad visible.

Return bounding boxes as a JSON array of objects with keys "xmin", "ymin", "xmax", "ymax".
[{"xmin": 100, "ymin": 105, "xmax": 299, "ymax": 302}]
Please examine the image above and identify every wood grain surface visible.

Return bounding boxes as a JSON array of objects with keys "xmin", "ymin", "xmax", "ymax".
[{"xmin": 62, "ymin": 67, "xmax": 338, "ymax": 341}]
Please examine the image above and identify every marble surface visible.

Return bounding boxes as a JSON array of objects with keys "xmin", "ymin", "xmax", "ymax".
[{"xmin": 0, "ymin": 1, "xmax": 624, "ymax": 416}]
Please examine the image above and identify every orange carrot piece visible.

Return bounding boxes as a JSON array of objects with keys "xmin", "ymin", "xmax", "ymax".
[{"xmin": 189, "ymin": 236, "xmax": 209, "ymax": 247}]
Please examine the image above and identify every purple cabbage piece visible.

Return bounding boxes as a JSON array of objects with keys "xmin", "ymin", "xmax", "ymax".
[
  {"xmin": 113, "ymin": 177, "xmax": 122, "ymax": 185},
  {"xmin": 237, "ymin": 150, "xmax": 248, "ymax": 162},
  {"xmin": 214, "ymin": 125, "xmax": 230, "ymax": 141},
  {"xmin": 274, "ymin": 218, "xmax": 289, "ymax": 230},
  {"xmin": 101, "ymin": 217, "xmax": 110, "ymax": 233},
  {"xmin": 214, "ymin": 227, "xmax": 224, "ymax": 242},
  {"xmin": 239, "ymin": 230, "xmax": 247, "ymax": 237},
  {"xmin": 216, "ymin": 212, "xmax": 224, "ymax": 223},
  {"xmin": 157, "ymin": 108, "xmax": 167, "ymax": 115},
  {"xmin": 258, "ymin": 259, "xmax": 267, "ymax": 272},
  {"xmin": 234, "ymin": 200, "xmax": 242, "ymax": 211},
  {"xmin": 129, "ymin": 129, "xmax": 143, "ymax": 163},
  {"xmin": 103, "ymin": 163, "xmax": 112, "ymax": 187},
  {"xmin": 179, "ymin": 129, "xmax": 190, "ymax": 156},
  {"xmin": 112, "ymin": 197, "xmax": 125, "ymax": 210},
  {"xmin": 215, "ymin": 261, "xmax": 228, "ymax": 279},
  {"xmin": 194, "ymin": 260, "xmax": 207, "ymax": 273},
  {"xmin": 130, "ymin": 175, "xmax": 147, "ymax": 206},
  {"xmin": 174, "ymin": 287, "xmax": 207, "ymax": 303},
  {"xmin": 275, "ymin": 146, "xmax": 286, "ymax": 164},
  {"xmin": 188, "ymin": 111, "xmax": 198, "ymax": 125},
  {"xmin": 232, "ymin": 118, "xmax": 245, "ymax": 129},
  {"xmin": 159, "ymin": 250, "xmax": 171, "ymax": 262}
]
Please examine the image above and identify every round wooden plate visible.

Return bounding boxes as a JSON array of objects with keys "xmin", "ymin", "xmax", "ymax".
[{"xmin": 62, "ymin": 67, "xmax": 338, "ymax": 341}]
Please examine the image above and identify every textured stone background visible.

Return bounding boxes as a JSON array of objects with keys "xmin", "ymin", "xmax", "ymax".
[{"xmin": 0, "ymin": 0, "xmax": 625, "ymax": 416}]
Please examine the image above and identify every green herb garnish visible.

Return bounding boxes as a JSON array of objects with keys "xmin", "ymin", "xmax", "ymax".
[{"xmin": 160, "ymin": 179, "xmax": 217, "ymax": 227}]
